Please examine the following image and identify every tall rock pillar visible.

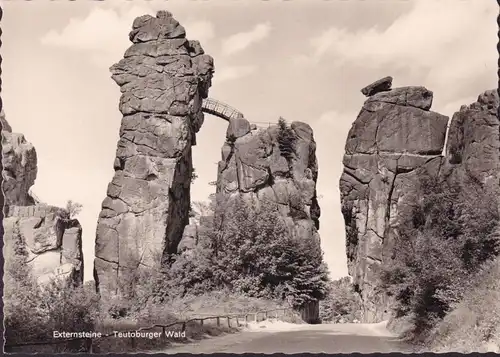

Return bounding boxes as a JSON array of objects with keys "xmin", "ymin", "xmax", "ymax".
[
  {"xmin": 339, "ymin": 78, "xmax": 449, "ymax": 322},
  {"xmin": 94, "ymin": 11, "xmax": 214, "ymax": 297}
]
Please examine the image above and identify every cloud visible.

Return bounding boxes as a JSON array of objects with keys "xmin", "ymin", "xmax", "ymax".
[
  {"xmin": 214, "ymin": 65, "xmax": 257, "ymax": 83},
  {"xmin": 221, "ymin": 22, "xmax": 271, "ymax": 56},
  {"xmin": 40, "ymin": 5, "xmax": 216, "ymax": 68},
  {"xmin": 294, "ymin": 0, "xmax": 496, "ymax": 100},
  {"xmin": 184, "ymin": 20, "xmax": 216, "ymax": 44}
]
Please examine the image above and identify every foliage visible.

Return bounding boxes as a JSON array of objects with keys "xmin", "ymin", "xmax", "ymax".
[
  {"xmin": 427, "ymin": 258, "xmax": 500, "ymax": 353},
  {"xmin": 121, "ymin": 194, "xmax": 330, "ymax": 310},
  {"xmin": 61, "ymin": 199, "xmax": 83, "ymax": 219},
  {"xmin": 319, "ymin": 276, "xmax": 363, "ymax": 323},
  {"xmin": 381, "ymin": 173, "xmax": 500, "ymax": 341},
  {"xmin": 190, "ymin": 168, "xmax": 198, "ymax": 184},
  {"xmin": 277, "ymin": 117, "xmax": 297, "ymax": 162},
  {"xmin": 4, "ymin": 255, "xmax": 99, "ymax": 348},
  {"xmin": 210, "ymin": 197, "xmax": 330, "ymax": 308}
]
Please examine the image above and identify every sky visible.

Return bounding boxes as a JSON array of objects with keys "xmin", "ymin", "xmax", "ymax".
[{"xmin": 2, "ymin": 0, "xmax": 497, "ymax": 282}]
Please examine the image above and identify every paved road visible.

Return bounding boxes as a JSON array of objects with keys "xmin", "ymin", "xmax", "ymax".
[{"xmin": 162, "ymin": 321, "xmax": 418, "ymax": 354}]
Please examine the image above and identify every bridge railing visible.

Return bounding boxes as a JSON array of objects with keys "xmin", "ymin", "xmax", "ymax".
[
  {"xmin": 202, "ymin": 98, "xmax": 244, "ymax": 121},
  {"xmin": 4, "ymin": 307, "xmax": 295, "ymax": 353}
]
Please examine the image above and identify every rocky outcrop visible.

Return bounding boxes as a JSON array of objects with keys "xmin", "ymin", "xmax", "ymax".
[
  {"xmin": 442, "ymin": 89, "xmax": 500, "ymax": 189},
  {"xmin": 3, "ymin": 205, "xmax": 83, "ymax": 285},
  {"xmin": 201, "ymin": 117, "xmax": 322, "ymax": 254},
  {"xmin": 340, "ymin": 79, "xmax": 449, "ymax": 322},
  {"xmin": 2, "ymin": 113, "xmax": 84, "ymax": 286},
  {"xmin": 1, "ymin": 111, "xmax": 37, "ymax": 206},
  {"xmin": 94, "ymin": 11, "xmax": 214, "ymax": 297}
]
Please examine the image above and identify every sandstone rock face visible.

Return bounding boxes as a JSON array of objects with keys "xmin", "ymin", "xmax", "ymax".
[
  {"xmin": 340, "ymin": 83, "xmax": 448, "ymax": 322},
  {"xmin": 4, "ymin": 205, "xmax": 84, "ymax": 285},
  {"xmin": 200, "ymin": 117, "xmax": 321, "ymax": 253},
  {"xmin": 2, "ymin": 114, "xmax": 37, "ymax": 206},
  {"xmin": 94, "ymin": 11, "xmax": 214, "ymax": 297},
  {"xmin": 2, "ymin": 114, "xmax": 84, "ymax": 286},
  {"xmin": 443, "ymin": 89, "xmax": 500, "ymax": 188}
]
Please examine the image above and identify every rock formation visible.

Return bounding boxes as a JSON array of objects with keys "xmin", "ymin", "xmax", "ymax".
[
  {"xmin": 208, "ymin": 118, "xmax": 321, "ymax": 253},
  {"xmin": 1, "ymin": 110, "xmax": 37, "ymax": 206},
  {"xmin": 361, "ymin": 76, "xmax": 393, "ymax": 97},
  {"xmin": 94, "ymin": 11, "xmax": 214, "ymax": 297},
  {"xmin": 340, "ymin": 78, "xmax": 449, "ymax": 322},
  {"xmin": 442, "ymin": 89, "xmax": 500, "ymax": 188},
  {"xmin": 4, "ymin": 205, "xmax": 84, "ymax": 285},
  {"xmin": 2, "ymin": 112, "xmax": 84, "ymax": 286}
]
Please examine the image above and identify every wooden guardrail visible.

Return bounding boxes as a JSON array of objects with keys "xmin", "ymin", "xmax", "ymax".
[{"xmin": 4, "ymin": 307, "xmax": 294, "ymax": 353}]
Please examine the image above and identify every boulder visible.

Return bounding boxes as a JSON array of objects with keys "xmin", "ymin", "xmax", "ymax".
[{"xmin": 361, "ymin": 76, "xmax": 393, "ymax": 97}]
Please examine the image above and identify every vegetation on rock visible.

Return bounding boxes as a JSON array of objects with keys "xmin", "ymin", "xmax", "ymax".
[
  {"xmin": 381, "ymin": 173, "xmax": 500, "ymax": 342},
  {"xmin": 277, "ymin": 117, "xmax": 297, "ymax": 162}
]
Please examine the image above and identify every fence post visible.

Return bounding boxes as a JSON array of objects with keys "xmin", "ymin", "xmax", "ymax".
[
  {"xmin": 227, "ymin": 317, "xmax": 231, "ymax": 328},
  {"xmin": 265, "ymin": 311, "xmax": 268, "ymax": 320},
  {"xmin": 162, "ymin": 326, "xmax": 166, "ymax": 341},
  {"xmin": 236, "ymin": 316, "xmax": 240, "ymax": 327},
  {"xmin": 182, "ymin": 322, "xmax": 186, "ymax": 332},
  {"xmin": 200, "ymin": 319, "xmax": 204, "ymax": 327},
  {"xmin": 217, "ymin": 317, "xmax": 220, "ymax": 327},
  {"xmin": 245, "ymin": 314, "xmax": 248, "ymax": 326}
]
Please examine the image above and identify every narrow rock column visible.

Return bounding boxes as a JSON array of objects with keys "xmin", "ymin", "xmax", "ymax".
[{"xmin": 94, "ymin": 11, "xmax": 214, "ymax": 298}]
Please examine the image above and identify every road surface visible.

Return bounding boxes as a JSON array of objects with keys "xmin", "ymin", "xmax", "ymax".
[{"xmin": 161, "ymin": 320, "xmax": 418, "ymax": 354}]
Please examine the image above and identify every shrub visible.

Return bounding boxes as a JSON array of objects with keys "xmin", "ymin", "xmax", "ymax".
[
  {"xmin": 4, "ymin": 256, "xmax": 99, "ymax": 351},
  {"xmin": 381, "ymin": 173, "xmax": 500, "ymax": 341}
]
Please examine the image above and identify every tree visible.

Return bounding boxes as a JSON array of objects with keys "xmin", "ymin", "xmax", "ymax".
[
  {"xmin": 277, "ymin": 117, "xmax": 297, "ymax": 162},
  {"xmin": 320, "ymin": 276, "xmax": 362, "ymax": 323},
  {"xmin": 65, "ymin": 200, "xmax": 83, "ymax": 219},
  {"xmin": 211, "ymin": 197, "xmax": 330, "ymax": 307}
]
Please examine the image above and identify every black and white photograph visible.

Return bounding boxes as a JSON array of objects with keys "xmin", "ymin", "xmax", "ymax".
[{"xmin": 1, "ymin": 0, "xmax": 499, "ymax": 353}]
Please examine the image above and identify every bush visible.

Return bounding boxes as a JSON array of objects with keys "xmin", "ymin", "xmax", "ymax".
[
  {"xmin": 4, "ymin": 257, "xmax": 99, "ymax": 352},
  {"xmin": 381, "ymin": 173, "xmax": 500, "ymax": 341}
]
